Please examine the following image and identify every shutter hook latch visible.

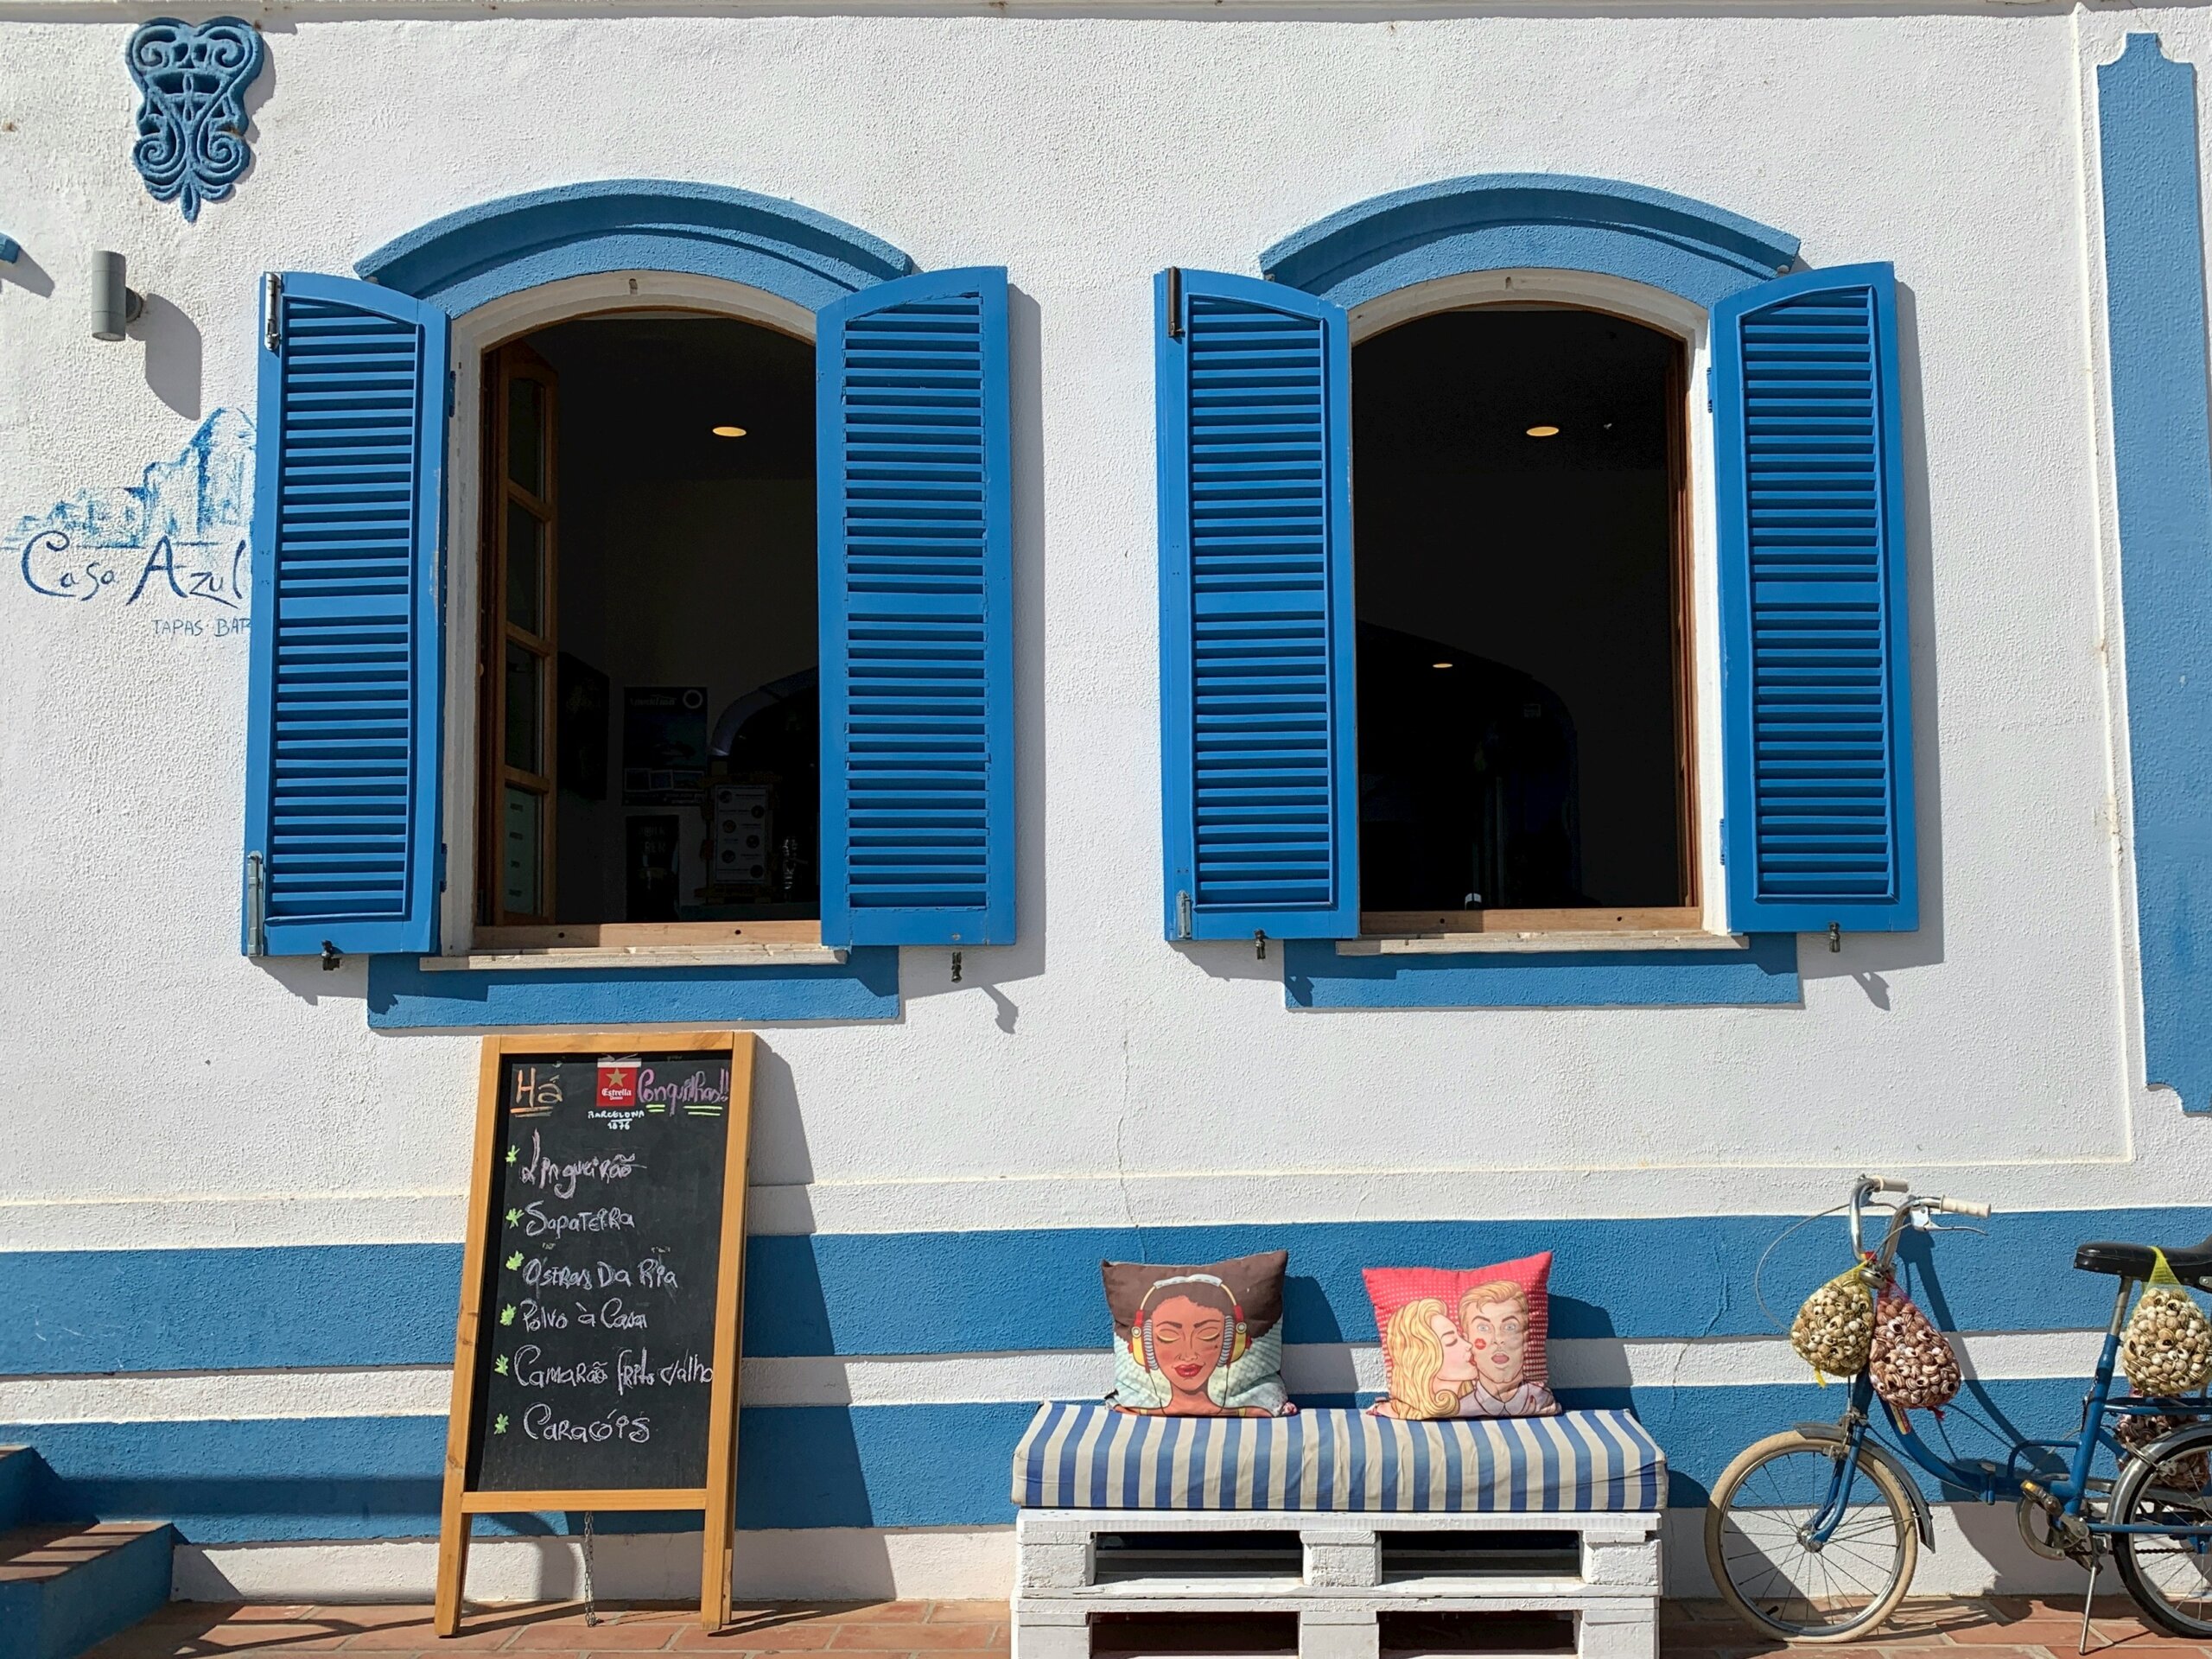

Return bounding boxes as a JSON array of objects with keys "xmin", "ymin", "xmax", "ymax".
[
  {"xmin": 321, "ymin": 940, "xmax": 343, "ymax": 972},
  {"xmin": 1828, "ymin": 922, "xmax": 1842, "ymax": 954},
  {"xmin": 950, "ymin": 950, "xmax": 963, "ymax": 984},
  {"xmin": 1255, "ymin": 930, "xmax": 1268, "ymax": 962}
]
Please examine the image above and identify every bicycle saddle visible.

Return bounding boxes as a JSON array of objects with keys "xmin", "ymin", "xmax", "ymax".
[{"xmin": 2074, "ymin": 1234, "xmax": 2212, "ymax": 1286}]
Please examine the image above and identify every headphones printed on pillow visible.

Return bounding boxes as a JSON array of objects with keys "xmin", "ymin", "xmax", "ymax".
[{"xmin": 1130, "ymin": 1272, "xmax": 1249, "ymax": 1375}]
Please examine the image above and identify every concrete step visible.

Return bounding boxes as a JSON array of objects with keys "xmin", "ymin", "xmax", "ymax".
[
  {"xmin": 0, "ymin": 1449, "xmax": 36, "ymax": 1533},
  {"xmin": 0, "ymin": 1522, "xmax": 175, "ymax": 1659}
]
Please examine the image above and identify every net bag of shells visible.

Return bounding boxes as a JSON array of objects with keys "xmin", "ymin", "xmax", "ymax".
[
  {"xmin": 1868, "ymin": 1289, "xmax": 1961, "ymax": 1415},
  {"xmin": 1791, "ymin": 1263, "xmax": 1875, "ymax": 1382},
  {"xmin": 2116, "ymin": 1406, "xmax": 2212, "ymax": 1492},
  {"xmin": 2122, "ymin": 1252, "xmax": 2212, "ymax": 1397}
]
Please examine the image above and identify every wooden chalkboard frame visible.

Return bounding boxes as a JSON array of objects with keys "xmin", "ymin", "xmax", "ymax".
[{"xmin": 434, "ymin": 1031, "xmax": 756, "ymax": 1635}]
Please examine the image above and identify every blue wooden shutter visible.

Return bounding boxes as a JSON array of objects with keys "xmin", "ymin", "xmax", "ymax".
[
  {"xmin": 1156, "ymin": 269, "xmax": 1358, "ymax": 941},
  {"xmin": 1713, "ymin": 262, "xmax": 1918, "ymax": 933},
  {"xmin": 817, "ymin": 267, "xmax": 1015, "ymax": 947},
  {"xmin": 242, "ymin": 272, "xmax": 448, "ymax": 957}
]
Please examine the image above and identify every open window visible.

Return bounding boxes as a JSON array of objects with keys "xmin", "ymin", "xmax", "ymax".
[
  {"xmin": 1350, "ymin": 306, "xmax": 1697, "ymax": 939},
  {"xmin": 244, "ymin": 264, "xmax": 1018, "ymax": 968},
  {"xmin": 1156, "ymin": 262, "xmax": 1916, "ymax": 950},
  {"xmin": 474, "ymin": 316, "xmax": 822, "ymax": 950}
]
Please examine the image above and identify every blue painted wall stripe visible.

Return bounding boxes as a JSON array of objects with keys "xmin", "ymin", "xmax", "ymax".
[
  {"xmin": 2098, "ymin": 34, "xmax": 2212, "ymax": 1114},
  {"xmin": 0, "ymin": 1244, "xmax": 461, "ymax": 1375},
  {"xmin": 5, "ymin": 1208, "xmax": 2209, "ymax": 1376},
  {"xmin": 0, "ymin": 1378, "xmax": 2127, "ymax": 1541},
  {"xmin": 1283, "ymin": 934, "xmax": 1799, "ymax": 1009}
]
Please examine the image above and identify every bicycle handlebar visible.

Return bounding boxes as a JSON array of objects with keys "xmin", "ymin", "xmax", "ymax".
[
  {"xmin": 1856, "ymin": 1176, "xmax": 1993, "ymax": 1220},
  {"xmin": 1933, "ymin": 1197, "xmax": 1993, "ymax": 1219}
]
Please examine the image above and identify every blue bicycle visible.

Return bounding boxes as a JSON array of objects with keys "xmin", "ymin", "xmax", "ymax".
[{"xmin": 1706, "ymin": 1177, "xmax": 2212, "ymax": 1642}]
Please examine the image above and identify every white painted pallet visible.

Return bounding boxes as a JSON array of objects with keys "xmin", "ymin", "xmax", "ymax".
[{"xmin": 1013, "ymin": 1506, "xmax": 1662, "ymax": 1659}]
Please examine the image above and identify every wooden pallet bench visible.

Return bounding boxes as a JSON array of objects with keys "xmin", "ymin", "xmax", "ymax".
[{"xmin": 1007, "ymin": 1404, "xmax": 1665, "ymax": 1659}]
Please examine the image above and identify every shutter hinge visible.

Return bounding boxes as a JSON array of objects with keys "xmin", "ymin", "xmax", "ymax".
[
  {"xmin": 436, "ymin": 841, "xmax": 448, "ymax": 893},
  {"xmin": 1166, "ymin": 267, "xmax": 1184, "ymax": 340},
  {"xmin": 445, "ymin": 368, "xmax": 455, "ymax": 418},
  {"xmin": 1174, "ymin": 889, "xmax": 1194, "ymax": 940},
  {"xmin": 1718, "ymin": 818, "xmax": 1726, "ymax": 865},
  {"xmin": 262, "ymin": 272, "xmax": 282, "ymax": 353},
  {"xmin": 1705, "ymin": 366, "xmax": 1713, "ymax": 413},
  {"xmin": 245, "ymin": 849, "xmax": 267, "ymax": 957}
]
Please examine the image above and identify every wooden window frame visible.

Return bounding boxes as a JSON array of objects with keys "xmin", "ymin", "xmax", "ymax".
[
  {"xmin": 1357, "ymin": 311, "xmax": 1703, "ymax": 942},
  {"xmin": 477, "ymin": 343, "xmax": 560, "ymax": 928}
]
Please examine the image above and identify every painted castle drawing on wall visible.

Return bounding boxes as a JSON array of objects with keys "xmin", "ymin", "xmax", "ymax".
[{"xmin": 15, "ymin": 408, "xmax": 253, "ymax": 613}]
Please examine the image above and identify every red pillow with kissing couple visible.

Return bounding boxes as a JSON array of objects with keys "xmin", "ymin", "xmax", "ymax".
[{"xmin": 1363, "ymin": 1253, "xmax": 1560, "ymax": 1421}]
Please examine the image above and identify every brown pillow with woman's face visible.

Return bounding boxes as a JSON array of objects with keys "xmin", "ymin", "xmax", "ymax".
[{"xmin": 1103, "ymin": 1251, "xmax": 1293, "ymax": 1416}]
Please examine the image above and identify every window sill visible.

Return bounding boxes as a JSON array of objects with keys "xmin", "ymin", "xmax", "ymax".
[
  {"xmin": 365, "ymin": 947, "xmax": 900, "ymax": 1029},
  {"xmin": 421, "ymin": 943, "xmax": 848, "ymax": 971},
  {"xmin": 1282, "ymin": 933, "xmax": 1799, "ymax": 1010},
  {"xmin": 1339, "ymin": 929, "xmax": 1746, "ymax": 957}
]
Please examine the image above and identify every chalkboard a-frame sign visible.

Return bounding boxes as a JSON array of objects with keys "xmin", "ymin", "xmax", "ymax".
[{"xmin": 434, "ymin": 1032, "xmax": 756, "ymax": 1635}]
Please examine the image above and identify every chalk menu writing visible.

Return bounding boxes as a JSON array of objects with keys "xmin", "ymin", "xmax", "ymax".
[{"xmin": 467, "ymin": 1051, "xmax": 734, "ymax": 1493}]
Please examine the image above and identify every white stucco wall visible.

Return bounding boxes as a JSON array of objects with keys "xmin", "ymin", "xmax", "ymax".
[
  {"xmin": 0, "ymin": 4, "xmax": 2198, "ymax": 1249},
  {"xmin": 2, "ymin": 3, "xmax": 2209, "ymax": 1602}
]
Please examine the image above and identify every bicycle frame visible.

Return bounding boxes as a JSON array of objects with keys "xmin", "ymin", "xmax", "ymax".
[{"xmin": 1804, "ymin": 1185, "xmax": 2212, "ymax": 1548}]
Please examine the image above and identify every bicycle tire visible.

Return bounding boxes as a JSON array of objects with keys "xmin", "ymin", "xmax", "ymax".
[
  {"xmin": 2110, "ymin": 1421, "xmax": 2212, "ymax": 1638},
  {"xmin": 1705, "ymin": 1428, "xmax": 1919, "ymax": 1642}
]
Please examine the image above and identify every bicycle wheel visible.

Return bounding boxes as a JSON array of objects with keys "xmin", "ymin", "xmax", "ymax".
[
  {"xmin": 2111, "ymin": 1422, "xmax": 2212, "ymax": 1637},
  {"xmin": 1705, "ymin": 1429, "xmax": 1918, "ymax": 1642}
]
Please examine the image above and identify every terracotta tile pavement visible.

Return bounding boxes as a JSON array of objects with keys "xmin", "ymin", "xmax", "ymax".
[{"xmin": 80, "ymin": 1596, "xmax": 2212, "ymax": 1659}]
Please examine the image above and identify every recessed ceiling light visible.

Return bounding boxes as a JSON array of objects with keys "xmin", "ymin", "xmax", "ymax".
[
  {"xmin": 1432, "ymin": 660, "xmax": 1454, "ymax": 670},
  {"xmin": 1525, "ymin": 424, "xmax": 1560, "ymax": 438},
  {"xmin": 711, "ymin": 424, "xmax": 747, "ymax": 438}
]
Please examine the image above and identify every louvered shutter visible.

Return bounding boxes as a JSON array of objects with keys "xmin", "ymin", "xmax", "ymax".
[
  {"xmin": 1713, "ymin": 262, "xmax": 1918, "ymax": 933},
  {"xmin": 242, "ymin": 273, "xmax": 448, "ymax": 957},
  {"xmin": 817, "ymin": 267, "xmax": 1015, "ymax": 947},
  {"xmin": 1156, "ymin": 269, "xmax": 1358, "ymax": 941}
]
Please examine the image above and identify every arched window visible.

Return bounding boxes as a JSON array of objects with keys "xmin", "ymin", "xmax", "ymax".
[
  {"xmin": 239, "ymin": 185, "xmax": 1017, "ymax": 1021},
  {"xmin": 1155, "ymin": 176, "xmax": 1918, "ymax": 977}
]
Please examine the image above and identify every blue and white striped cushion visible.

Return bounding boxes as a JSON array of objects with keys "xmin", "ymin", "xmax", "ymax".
[{"xmin": 1011, "ymin": 1404, "xmax": 1664, "ymax": 1512}]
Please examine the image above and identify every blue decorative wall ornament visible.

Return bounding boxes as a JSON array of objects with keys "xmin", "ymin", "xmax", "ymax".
[
  {"xmin": 1261, "ymin": 173, "xmax": 1801, "ymax": 314},
  {"xmin": 0, "ymin": 234, "xmax": 18, "ymax": 264},
  {"xmin": 126, "ymin": 18, "xmax": 265, "ymax": 222},
  {"xmin": 357, "ymin": 180, "xmax": 915, "ymax": 318}
]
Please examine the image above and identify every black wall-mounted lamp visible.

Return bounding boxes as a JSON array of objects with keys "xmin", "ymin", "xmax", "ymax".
[{"xmin": 91, "ymin": 250, "xmax": 144, "ymax": 340}]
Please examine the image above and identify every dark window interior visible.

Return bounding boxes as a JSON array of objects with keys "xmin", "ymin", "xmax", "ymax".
[
  {"xmin": 481, "ymin": 314, "xmax": 818, "ymax": 928},
  {"xmin": 1352, "ymin": 307, "xmax": 1689, "ymax": 914}
]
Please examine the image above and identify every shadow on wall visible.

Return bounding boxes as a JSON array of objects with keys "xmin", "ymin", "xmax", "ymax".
[
  {"xmin": 903, "ymin": 284, "xmax": 1050, "ymax": 1019},
  {"xmin": 7, "ymin": 1413, "xmax": 1030, "ymax": 1539},
  {"xmin": 1, "ymin": 245, "xmax": 54, "ymax": 297},
  {"xmin": 138, "ymin": 290, "xmax": 202, "ymax": 420},
  {"xmin": 1799, "ymin": 278, "xmax": 1946, "ymax": 1000}
]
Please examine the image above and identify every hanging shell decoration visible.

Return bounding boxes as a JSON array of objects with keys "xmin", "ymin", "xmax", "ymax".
[
  {"xmin": 1792, "ymin": 1266, "xmax": 1876, "ymax": 1378},
  {"xmin": 2122, "ymin": 1287, "xmax": 2212, "ymax": 1397},
  {"xmin": 1868, "ymin": 1292, "xmax": 1961, "ymax": 1412},
  {"xmin": 2116, "ymin": 1408, "xmax": 2211, "ymax": 1492}
]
